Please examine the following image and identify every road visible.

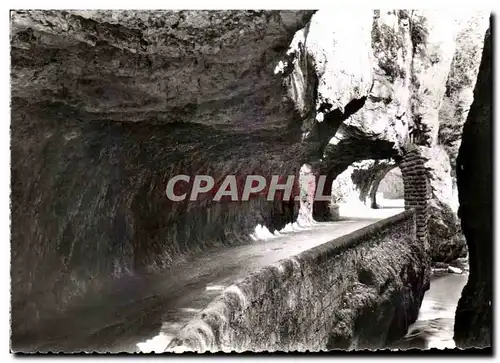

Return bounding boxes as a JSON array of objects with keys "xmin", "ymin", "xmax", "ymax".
[{"xmin": 12, "ymin": 203, "xmax": 403, "ymax": 353}]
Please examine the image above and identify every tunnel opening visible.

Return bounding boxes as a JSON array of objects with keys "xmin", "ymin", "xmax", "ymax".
[
  {"xmin": 311, "ymin": 133, "xmax": 401, "ymax": 221},
  {"xmin": 377, "ymin": 167, "xmax": 404, "ymax": 203},
  {"xmin": 354, "ymin": 163, "xmax": 405, "ymax": 211},
  {"xmin": 311, "ymin": 143, "xmax": 431, "ymax": 257}
]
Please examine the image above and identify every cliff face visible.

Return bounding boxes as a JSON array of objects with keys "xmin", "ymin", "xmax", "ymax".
[
  {"xmin": 284, "ymin": 9, "xmax": 488, "ymax": 261},
  {"xmin": 454, "ymin": 22, "xmax": 492, "ymax": 349},
  {"xmin": 10, "ymin": 9, "xmax": 489, "ymax": 339},
  {"xmin": 11, "ymin": 10, "xmax": 316, "ymax": 333},
  {"xmin": 439, "ymin": 12, "xmax": 490, "ymax": 171}
]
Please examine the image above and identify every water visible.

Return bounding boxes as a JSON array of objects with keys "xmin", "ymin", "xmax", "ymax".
[{"xmin": 390, "ymin": 272, "xmax": 468, "ymax": 350}]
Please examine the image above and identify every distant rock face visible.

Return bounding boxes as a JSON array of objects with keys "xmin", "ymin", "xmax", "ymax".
[
  {"xmin": 439, "ymin": 12, "xmax": 490, "ymax": 172},
  {"xmin": 421, "ymin": 145, "xmax": 467, "ymax": 261},
  {"xmin": 9, "ymin": 9, "xmax": 489, "ymax": 338},
  {"xmin": 377, "ymin": 167, "xmax": 404, "ymax": 200},
  {"xmin": 283, "ymin": 9, "xmax": 489, "ymax": 261},
  {"xmin": 454, "ymin": 22, "xmax": 492, "ymax": 349}
]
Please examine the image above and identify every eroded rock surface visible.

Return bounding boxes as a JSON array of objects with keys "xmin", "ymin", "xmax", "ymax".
[
  {"xmin": 454, "ymin": 21, "xmax": 492, "ymax": 349},
  {"xmin": 439, "ymin": 11, "xmax": 490, "ymax": 171},
  {"xmin": 282, "ymin": 10, "xmax": 488, "ymax": 261},
  {"xmin": 11, "ymin": 9, "xmax": 316, "ymax": 335}
]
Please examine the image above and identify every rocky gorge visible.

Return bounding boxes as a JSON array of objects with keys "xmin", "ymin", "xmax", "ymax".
[{"xmin": 10, "ymin": 9, "xmax": 492, "ymax": 351}]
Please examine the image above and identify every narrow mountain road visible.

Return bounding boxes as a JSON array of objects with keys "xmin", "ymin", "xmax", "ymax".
[{"xmin": 12, "ymin": 204, "xmax": 403, "ymax": 353}]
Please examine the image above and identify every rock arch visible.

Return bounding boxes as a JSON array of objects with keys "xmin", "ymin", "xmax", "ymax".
[{"xmin": 311, "ymin": 145, "xmax": 431, "ymax": 252}]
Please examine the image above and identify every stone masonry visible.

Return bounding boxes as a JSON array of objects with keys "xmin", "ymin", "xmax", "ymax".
[
  {"xmin": 166, "ymin": 210, "xmax": 429, "ymax": 352},
  {"xmin": 399, "ymin": 148, "xmax": 431, "ymax": 252}
]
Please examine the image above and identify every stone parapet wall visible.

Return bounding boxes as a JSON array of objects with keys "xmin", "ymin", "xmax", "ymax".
[{"xmin": 167, "ymin": 209, "xmax": 429, "ymax": 352}]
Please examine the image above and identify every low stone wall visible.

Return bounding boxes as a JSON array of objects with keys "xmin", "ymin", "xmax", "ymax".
[{"xmin": 167, "ymin": 210, "xmax": 430, "ymax": 352}]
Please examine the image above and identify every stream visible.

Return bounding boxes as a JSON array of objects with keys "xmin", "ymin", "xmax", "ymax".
[{"xmin": 389, "ymin": 270, "xmax": 468, "ymax": 350}]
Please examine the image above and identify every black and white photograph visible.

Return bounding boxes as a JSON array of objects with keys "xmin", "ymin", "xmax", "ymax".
[{"xmin": 5, "ymin": 5, "xmax": 494, "ymax": 356}]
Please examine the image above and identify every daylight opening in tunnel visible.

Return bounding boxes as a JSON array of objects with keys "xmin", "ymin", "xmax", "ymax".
[{"xmin": 377, "ymin": 167, "xmax": 404, "ymax": 207}]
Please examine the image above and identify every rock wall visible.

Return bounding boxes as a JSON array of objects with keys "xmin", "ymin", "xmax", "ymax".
[
  {"xmin": 403, "ymin": 10, "xmax": 488, "ymax": 262},
  {"xmin": 454, "ymin": 21, "xmax": 492, "ymax": 349},
  {"xmin": 421, "ymin": 145, "xmax": 467, "ymax": 261},
  {"xmin": 378, "ymin": 167, "xmax": 404, "ymax": 199},
  {"xmin": 439, "ymin": 11, "xmax": 490, "ymax": 171},
  {"xmin": 284, "ymin": 10, "xmax": 489, "ymax": 262},
  {"xmin": 10, "ymin": 10, "xmax": 315, "ymax": 332},
  {"xmin": 430, "ymin": 13, "xmax": 490, "ymax": 262},
  {"xmin": 167, "ymin": 210, "xmax": 429, "ymax": 352}
]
